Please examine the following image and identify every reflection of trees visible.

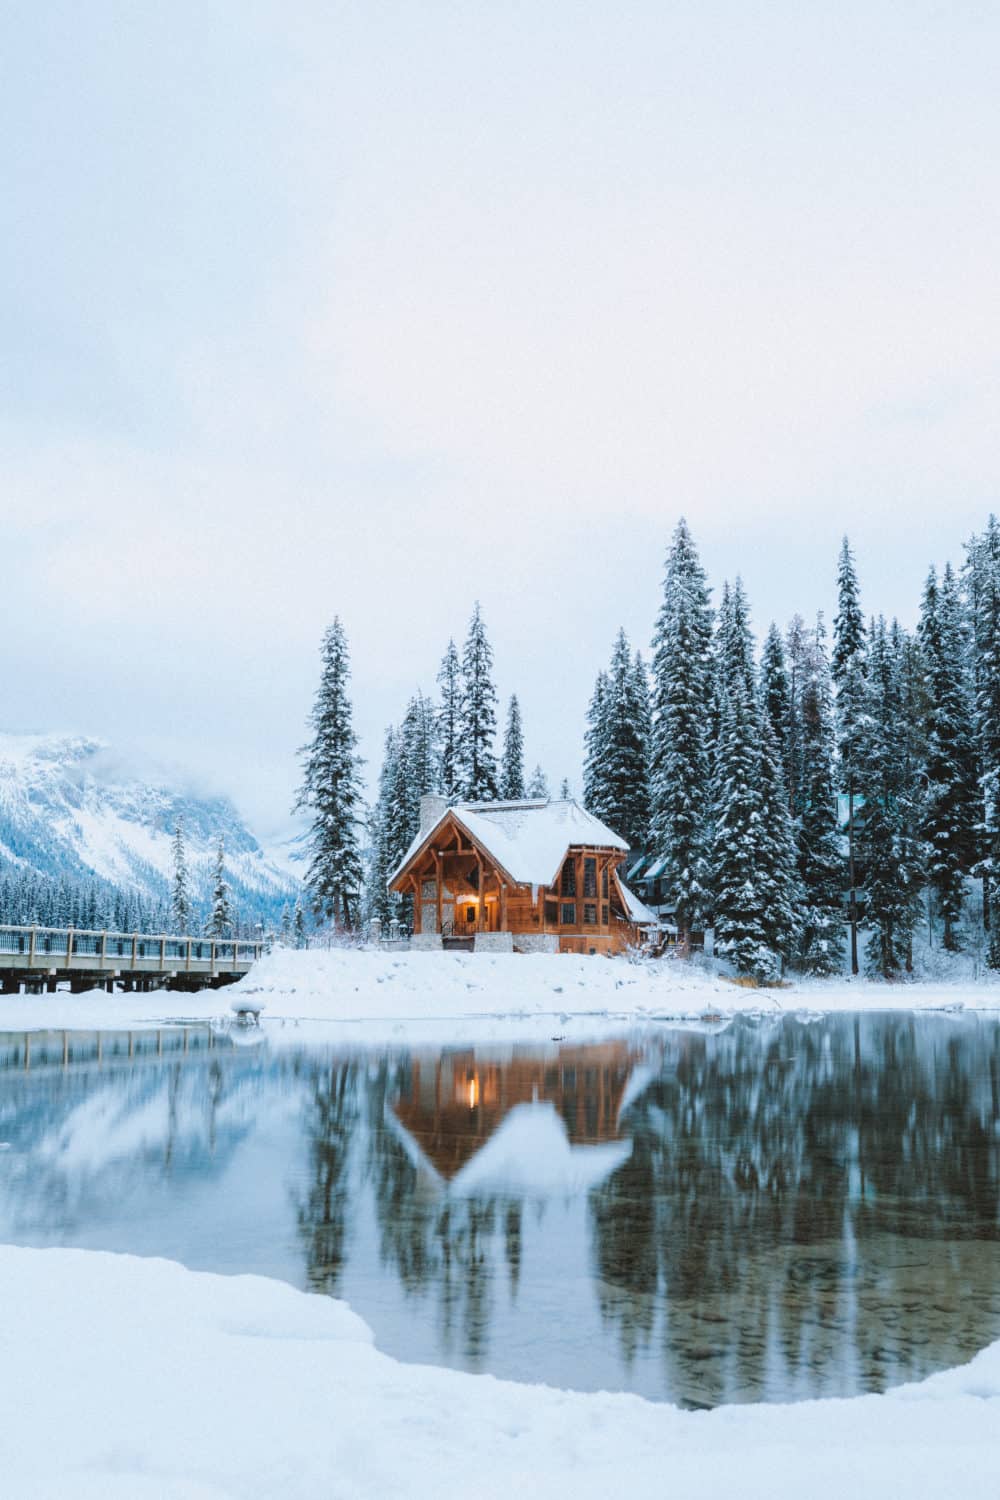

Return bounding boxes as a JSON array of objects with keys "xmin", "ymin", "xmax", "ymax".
[
  {"xmin": 589, "ymin": 1015, "xmax": 1000, "ymax": 1406},
  {"xmin": 297, "ymin": 1062, "xmax": 359, "ymax": 1295}
]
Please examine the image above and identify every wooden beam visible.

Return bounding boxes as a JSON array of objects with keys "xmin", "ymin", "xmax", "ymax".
[{"xmin": 434, "ymin": 851, "xmax": 443, "ymax": 934}]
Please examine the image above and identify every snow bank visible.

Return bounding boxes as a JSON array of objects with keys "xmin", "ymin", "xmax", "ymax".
[
  {"xmin": 1, "ymin": 1245, "xmax": 998, "ymax": 1499},
  {"xmin": 0, "ymin": 947, "xmax": 997, "ymax": 1042}
]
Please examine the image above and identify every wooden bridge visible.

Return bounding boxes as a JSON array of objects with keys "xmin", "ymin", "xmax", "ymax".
[{"xmin": 0, "ymin": 924, "xmax": 265, "ymax": 995}]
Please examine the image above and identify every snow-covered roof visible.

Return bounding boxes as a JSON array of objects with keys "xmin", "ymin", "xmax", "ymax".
[
  {"xmin": 389, "ymin": 798, "xmax": 628, "ymax": 889},
  {"xmin": 617, "ymin": 879, "xmax": 658, "ymax": 928},
  {"xmin": 643, "ymin": 854, "xmax": 668, "ymax": 881}
]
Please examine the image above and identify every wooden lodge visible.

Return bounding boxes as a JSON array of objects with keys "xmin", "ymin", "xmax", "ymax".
[{"xmin": 387, "ymin": 795, "xmax": 655, "ymax": 955}]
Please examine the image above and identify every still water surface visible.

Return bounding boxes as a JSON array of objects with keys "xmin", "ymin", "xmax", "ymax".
[{"xmin": 2, "ymin": 1014, "xmax": 999, "ymax": 1408}]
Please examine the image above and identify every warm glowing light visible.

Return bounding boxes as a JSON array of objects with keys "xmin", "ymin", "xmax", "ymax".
[{"xmin": 467, "ymin": 1077, "xmax": 479, "ymax": 1108}]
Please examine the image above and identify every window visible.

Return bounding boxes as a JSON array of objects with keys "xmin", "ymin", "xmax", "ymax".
[
  {"xmin": 544, "ymin": 901, "xmax": 558, "ymax": 925},
  {"xmin": 561, "ymin": 902, "xmax": 576, "ymax": 925},
  {"xmin": 583, "ymin": 858, "xmax": 597, "ymax": 897},
  {"xmin": 466, "ymin": 906, "xmax": 476, "ymax": 924},
  {"xmin": 602, "ymin": 867, "xmax": 609, "ymax": 898},
  {"xmin": 560, "ymin": 860, "xmax": 576, "ymax": 896},
  {"xmin": 583, "ymin": 903, "xmax": 597, "ymax": 925},
  {"xmin": 602, "ymin": 904, "xmax": 609, "ymax": 926}
]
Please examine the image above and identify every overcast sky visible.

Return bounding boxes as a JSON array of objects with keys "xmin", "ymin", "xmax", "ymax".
[{"xmin": 3, "ymin": 2, "xmax": 999, "ymax": 839}]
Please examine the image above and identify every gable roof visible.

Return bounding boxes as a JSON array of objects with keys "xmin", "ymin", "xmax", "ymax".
[{"xmin": 388, "ymin": 797, "xmax": 629, "ymax": 890}]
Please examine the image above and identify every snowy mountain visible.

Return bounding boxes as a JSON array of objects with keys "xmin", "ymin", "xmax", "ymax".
[{"xmin": 0, "ymin": 732, "xmax": 300, "ymax": 924}]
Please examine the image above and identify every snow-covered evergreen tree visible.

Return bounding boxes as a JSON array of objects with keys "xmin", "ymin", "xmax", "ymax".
[
  {"xmin": 559, "ymin": 777, "xmax": 571, "ymax": 799},
  {"xmin": 171, "ymin": 818, "xmax": 191, "ymax": 933},
  {"xmin": 499, "ymin": 695, "xmax": 526, "ymax": 799},
  {"xmin": 526, "ymin": 764, "xmax": 549, "ymax": 798},
  {"xmin": 966, "ymin": 516, "xmax": 1000, "ymax": 964},
  {"xmin": 832, "ymin": 537, "xmax": 868, "ymax": 974},
  {"xmin": 760, "ymin": 622, "xmax": 794, "ymax": 807},
  {"xmin": 207, "ymin": 835, "xmax": 233, "ymax": 938},
  {"xmin": 584, "ymin": 630, "xmax": 651, "ymax": 849},
  {"xmin": 293, "ymin": 899, "xmax": 307, "ymax": 948},
  {"xmin": 437, "ymin": 639, "xmax": 463, "ymax": 803},
  {"xmin": 650, "ymin": 519, "xmax": 714, "ymax": 953},
  {"xmin": 860, "ymin": 618, "xmax": 924, "ymax": 978},
  {"xmin": 583, "ymin": 671, "xmax": 609, "ymax": 813},
  {"xmin": 294, "ymin": 617, "xmax": 365, "ymax": 928},
  {"xmin": 458, "ymin": 602, "xmax": 499, "ymax": 801},
  {"xmin": 795, "ymin": 616, "xmax": 846, "ymax": 974},
  {"xmin": 918, "ymin": 564, "xmax": 977, "ymax": 949},
  {"xmin": 712, "ymin": 676, "xmax": 775, "ymax": 980},
  {"xmin": 754, "ymin": 708, "xmax": 802, "ymax": 965}
]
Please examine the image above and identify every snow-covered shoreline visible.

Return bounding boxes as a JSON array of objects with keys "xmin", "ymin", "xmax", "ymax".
[
  {"xmin": 0, "ymin": 947, "xmax": 997, "ymax": 1042},
  {"xmin": 2, "ymin": 1244, "xmax": 998, "ymax": 1499}
]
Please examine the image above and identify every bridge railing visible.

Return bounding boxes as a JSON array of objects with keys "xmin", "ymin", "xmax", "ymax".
[{"xmin": 0, "ymin": 925, "xmax": 265, "ymax": 968}]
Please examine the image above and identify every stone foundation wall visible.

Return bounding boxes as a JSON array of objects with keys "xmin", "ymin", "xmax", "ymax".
[
  {"xmin": 511, "ymin": 934, "xmax": 559, "ymax": 955},
  {"xmin": 473, "ymin": 932, "xmax": 514, "ymax": 954},
  {"xmin": 410, "ymin": 934, "xmax": 443, "ymax": 951}
]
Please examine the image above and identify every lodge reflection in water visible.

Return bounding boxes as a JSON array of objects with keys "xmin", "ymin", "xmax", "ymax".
[{"xmin": 3, "ymin": 1016, "xmax": 1000, "ymax": 1407}]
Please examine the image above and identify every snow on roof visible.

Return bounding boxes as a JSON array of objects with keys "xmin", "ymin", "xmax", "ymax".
[
  {"xmin": 643, "ymin": 854, "xmax": 668, "ymax": 880},
  {"xmin": 617, "ymin": 878, "xmax": 659, "ymax": 928},
  {"xmin": 389, "ymin": 798, "xmax": 629, "ymax": 889}
]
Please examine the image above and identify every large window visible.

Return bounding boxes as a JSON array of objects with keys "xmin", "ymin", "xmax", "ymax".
[
  {"xmin": 560, "ymin": 860, "xmax": 576, "ymax": 897},
  {"xmin": 602, "ymin": 866, "xmax": 609, "ymax": 898},
  {"xmin": 561, "ymin": 902, "xmax": 576, "ymax": 926},
  {"xmin": 544, "ymin": 900, "xmax": 558, "ymax": 925},
  {"xmin": 583, "ymin": 903, "xmax": 597, "ymax": 925},
  {"xmin": 583, "ymin": 858, "xmax": 597, "ymax": 898}
]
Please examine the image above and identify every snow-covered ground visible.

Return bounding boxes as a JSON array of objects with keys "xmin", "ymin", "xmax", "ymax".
[
  {"xmin": 0, "ymin": 946, "xmax": 997, "ymax": 1042},
  {"xmin": 2, "ymin": 1244, "xmax": 998, "ymax": 1499}
]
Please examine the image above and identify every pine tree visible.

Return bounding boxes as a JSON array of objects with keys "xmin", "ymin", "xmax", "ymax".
[
  {"xmin": 860, "ymin": 618, "xmax": 924, "ymax": 978},
  {"xmin": 526, "ymin": 765, "xmax": 549, "ymax": 798},
  {"xmin": 755, "ymin": 708, "xmax": 802, "ymax": 965},
  {"xmin": 918, "ymin": 564, "xmax": 977, "ymax": 949},
  {"xmin": 760, "ymin": 622, "xmax": 794, "ymax": 806},
  {"xmin": 584, "ymin": 630, "xmax": 651, "ymax": 848},
  {"xmin": 499, "ymin": 695, "xmax": 526, "ymax": 799},
  {"xmin": 294, "ymin": 617, "xmax": 365, "ymax": 928},
  {"xmin": 966, "ymin": 516, "xmax": 1000, "ymax": 963},
  {"xmin": 559, "ymin": 777, "xmax": 571, "ymax": 799},
  {"xmin": 293, "ymin": 899, "xmax": 307, "ymax": 949},
  {"xmin": 832, "ymin": 538, "xmax": 868, "ymax": 974},
  {"xmin": 207, "ymin": 835, "xmax": 233, "ymax": 938},
  {"xmin": 784, "ymin": 614, "xmax": 810, "ymax": 822},
  {"xmin": 795, "ymin": 616, "xmax": 846, "ymax": 974},
  {"xmin": 171, "ymin": 818, "xmax": 191, "ymax": 933},
  {"xmin": 458, "ymin": 602, "xmax": 499, "ymax": 801},
  {"xmin": 582, "ymin": 670, "xmax": 609, "ymax": 813},
  {"xmin": 712, "ymin": 677, "xmax": 775, "ymax": 980},
  {"xmin": 437, "ymin": 640, "xmax": 463, "ymax": 803},
  {"xmin": 650, "ymin": 519, "xmax": 714, "ymax": 953}
]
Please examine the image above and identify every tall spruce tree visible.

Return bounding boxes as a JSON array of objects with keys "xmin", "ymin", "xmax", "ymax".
[
  {"xmin": 966, "ymin": 517, "xmax": 1000, "ymax": 963},
  {"xmin": 499, "ymin": 695, "xmax": 526, "ymax": 799},
  {"xmin": 918, "ymin": 564, "xmax": 977, "ymax": 948},
  {"xmin": 650, "ymin": 519, "xmax": 714, "ymax": 953},
  {"xmin": 583, "ymin": 632, "xmax": 651, "ymax": 848},
  {"xmin": 583, "ymin": 671, "xmax": 609, "ymax": 813},
  {"xmin": 832, "ymin": 537, "xmax": 868, "ymax": 974},
  {"xmin": 795, "ymin": 617, "xmax": 846, "ymax": 974},
  {"xmin": 860, "ymin": 618, "xmax": 924, "ymax": 978},
  {"xmin": 458, "ymin": 602, "xmax": 499, "ymax": 801},
  {"xmin": 207, "ymin": 835, "xmax": 233, "ymax": 938},
  {"xmin": 294, "ymin": 618, "xmax": 365, "ymax": 928},
  {"xmin": 760, "ymin": 622, "xmax": 794, "ymax": 806},
  {"xmin": 436, "ymin": 640, "xmax": 463, "ymax": 803},
  {"xmin": 171, "ymin": 818, "xmax": 191, "ymax": 933}
]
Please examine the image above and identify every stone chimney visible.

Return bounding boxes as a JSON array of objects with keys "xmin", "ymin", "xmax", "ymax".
[{"xmin": 419, "ymin": 793, "xmax": 448, "ymax": 834}]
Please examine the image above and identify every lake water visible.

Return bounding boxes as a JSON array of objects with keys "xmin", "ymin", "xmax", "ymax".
[{"xmin": 2, "ymin": 1013, "xmax": 999, "ymax": 1408}]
